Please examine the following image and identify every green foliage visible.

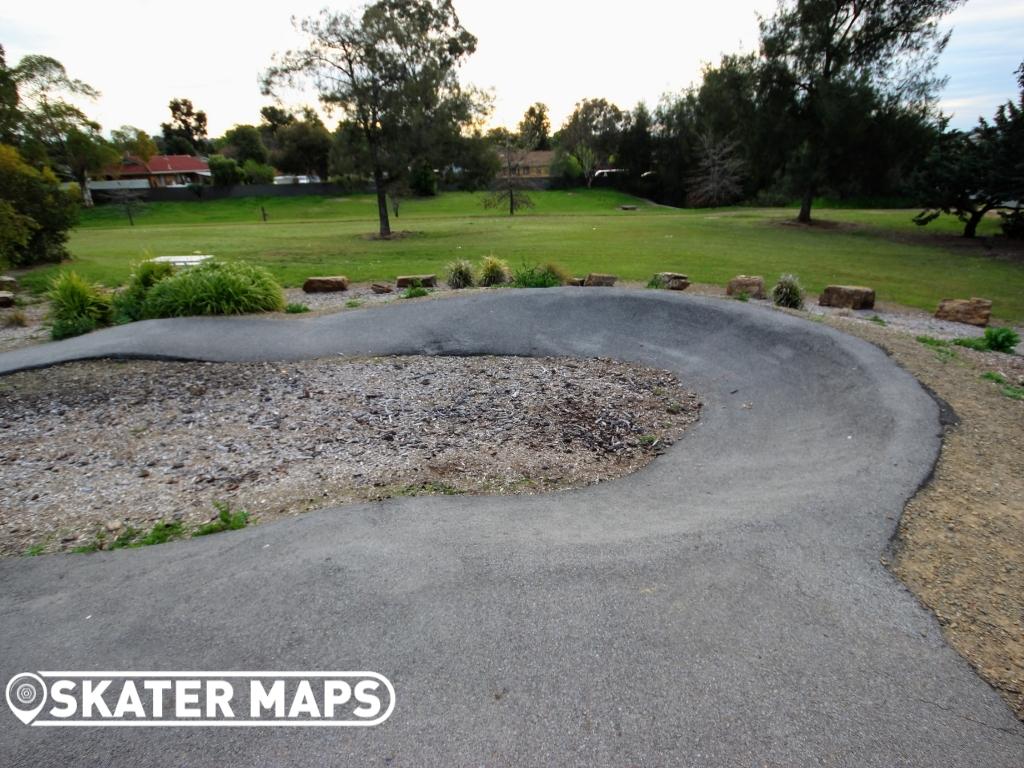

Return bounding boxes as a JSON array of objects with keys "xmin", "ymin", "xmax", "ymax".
[
  {"xmin": 109, "ymin": 520, "xmax": 185, "ymax": 549},
  {"xmin": 401, "ymin": 282, "xmax": 430, "ymax": 299},
  {"xmin": 111, "ymin": 260, "xmax": 175, "ymax": 323},
  {"xmin": 48, "ymin": 270, "xmax": 111, "ymax": 339},
  {"xmin": 344, "ymin": 299, "xmax": 363, "ymax": 308},
  {"xmin": 242, "ymin": 159, "xmax": 275, "ymax": 185},
  {"xmin": 445, "ymin": 258, "xmax": 475, "ymax": 289},
  {"xmin": 1002, "ymin": 384, "xmax": 1024, "ymax": 401},
  {"xmin": 142, "ymin": 260, "xmax": 284, "ymax": 318},
  {"xmin": 512, "ymin": 261, "xmax": 569, "ymax": 288},
  {"xmin": 410, "ymin": 161, "xmax": 438, "ymax": 197},
  {"xmin": 223, "ymin": 125, "xmax": 269, "ymax": 165},
  {"xmin": 733, "ymin": 290, "xmax": 749, "ymax": 302},
  {"xmin": 953, "ymin": 327, "xmax": 1020, "ymax": 354},
  {"xmin": 981, "ymin": 371, "xmax": 1006, "ymax": 384},
  {"xmin": 869, "ymin": 314, "xmax": 887, "ymax": 326},
  {"xmin": 916, "ymin": 335, "xmax": 949, "ymax": 347},
  {"xmin": 478, "ymin": 255, "xmax": 510, "ymax": 287},
  {"xmin": 285, "ymin": 302, "xmax": 310, "ymax": 313},
  {"xmin": 771, "ymin": 274, "xmax": 804, "ymax": 309},
  {"xmin": 194, "ymin": 501, "xmax": 249, "ymax": 536},
  {"xmin": 24, "ymin": 543, "xmax": 46, "ymax": 556},
  {"xmin": 209, "ymin": 155, "xmax": 244, "ymax": 187},
  {"xmin": 0, "ymin": 144, "xmax": 78, "ymax": 267}
]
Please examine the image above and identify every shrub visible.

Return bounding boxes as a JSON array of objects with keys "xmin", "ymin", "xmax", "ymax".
[
  {"xmin": 445, "ymin": 259, "xmax": 475, "ymax": 289},
  {"xmin": 48, "ymin": 271, "xmax": 111, "ymax": 340},
  {"xmin": 285, "ymin": 302, "xmax": 310, "ymax": 313},
  {"xmin": 953, "ymin": 327, "xmax": 1020, "ymax": 354},
  {"xmin": 999, "ymin": 209, "xmax": 1024, "ymax": 239},
  {"xmin": 242, "ymin": 159, "xmax": 275, "ymax": 185},
  {"xmin": 771, "ymin": 274, "xmax": 805, "ymax": 309},
  {"xmin": 0, "ymin": 145, "xmax": 78, "ymax": 268},
  {"xmin": 208, "ymin": 155, "xmax": 245, "ymax": 187},
  {"xmin": 401, "ymin": 282, "xmax": 430, "ymax": 299},
  {"xmin": 512, "ymin": 261, "xmax": 569, "ymax": 288},
  {"xmin": 478, "ymin": 256, "xmax": 510, "ymax": 287},
  {"xmin": 111, "ymin": 261, "xmax": 176, "ymax": 323},
  {"xmin": 142, "ymin": 260, "xmax": 284, "ymax": 318},
  {"xmin": 194, "ymin": 501, "xmax": 249, "ymax": 536}
]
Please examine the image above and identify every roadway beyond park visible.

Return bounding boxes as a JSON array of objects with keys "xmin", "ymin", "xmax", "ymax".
[{"xmin": 1, "ymin": 289, "xmax": 1021, "ymax": 766}]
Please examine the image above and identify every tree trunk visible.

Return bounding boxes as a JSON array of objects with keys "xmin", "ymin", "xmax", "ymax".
[
  {"xmin": 797, "ymin": 185, "xmax": 814, "ymax": 224},
  {"xmin": 373, "ymin": 167, "xmax": 391, "ymax": 238},
  {"xmin": 963, "ymin": 209, "xmax": 985, "ymax": 238}
]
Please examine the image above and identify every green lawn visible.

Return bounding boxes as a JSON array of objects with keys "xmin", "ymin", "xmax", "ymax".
[{"xmin": 22, "ymin": 189, "xmax": 1024, "ymax": 322}]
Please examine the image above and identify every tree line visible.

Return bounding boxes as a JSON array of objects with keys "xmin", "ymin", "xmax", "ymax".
[{"xmin": 2, "ymin": 0, "xmax": 1023, "ymax": 260}]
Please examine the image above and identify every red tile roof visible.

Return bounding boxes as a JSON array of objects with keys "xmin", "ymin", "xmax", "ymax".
[{"xmin": 103, "ymin": 155, "xmax": 209, "ymax": 177}]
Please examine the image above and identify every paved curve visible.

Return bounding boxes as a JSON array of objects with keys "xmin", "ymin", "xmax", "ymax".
[{"xmin": 0, "ymin": 289, "xmax": 1021, "ymax": 766}]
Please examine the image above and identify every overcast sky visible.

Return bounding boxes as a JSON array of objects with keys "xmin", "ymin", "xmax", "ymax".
[{"xmin": 2, "ymin": 0, "xmax": 1021, "ymax": 138}]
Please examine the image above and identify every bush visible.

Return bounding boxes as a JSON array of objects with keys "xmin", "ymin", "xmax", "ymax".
[
  {"xmin": 772, "ymin": 274, "xmax": 805, "ymax": 309},
  {"xmin": 142, "ymin": 260, "xmax": 284, "ymax": 318},
  {"xmin": 445, "ymin": 259, "xmax": 475, "ymax": 289},
  {"xmin": 401, "ymin": 281, "xmax": 430, "ymax": 299},
  {"xmin": 478, "ymin": 256, "xmax": 510, "ymax": 287},
  {"xmin": 242, "ymin": 159, "xmax": 275, "ymax": 185},
  {"xmin": 999, "ymin": 209, "xmax": 1024, "ymax": 239},
  {"xmin": 48, "ymin": 271, "xmax": 112, "ymax": 340},
  {"xmin": 954, "ymin": 327, "xmax": 1020, "ymax": 354},
  {"xmin": 0, "ymin": 145, "xmax": 78, "ymax": 268},
  {"xmin": 285, "ymin": 302, "xmax": 310, "ymax": 313},
  {"xmin": 208, "ymin": 155, "xmax": 245, "ymax": 187},
  {"xmin": 111, "ymin": 260, "xmax": 176, "ymax": 324},
  {"xmin": 512, "ymin": 261, "xmax": 570, "ymax": 288}
]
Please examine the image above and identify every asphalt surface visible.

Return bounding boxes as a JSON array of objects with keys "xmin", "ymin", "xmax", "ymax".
[{"xmin": 1, "ymin": 289, "xmax": 1021, "ymax": 766}]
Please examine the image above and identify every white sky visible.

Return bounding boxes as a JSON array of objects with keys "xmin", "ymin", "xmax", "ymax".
[{"xmin": 2, "ymin": 0, "xmax": 1021, "ymax": 137}]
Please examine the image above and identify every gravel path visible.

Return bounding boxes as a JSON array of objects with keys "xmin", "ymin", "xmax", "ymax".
[{"xmin": 0, "ymin": 355, "xmax": 698, "ymax": 556}]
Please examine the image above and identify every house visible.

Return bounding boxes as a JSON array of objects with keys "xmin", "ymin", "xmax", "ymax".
[
  {"xmin": 90, "ymin": 155, "xmax": 212, "ymax": 192},
  {"xmin": 512, "ymin": 150, "xmax": 555, "ymax": 179}
]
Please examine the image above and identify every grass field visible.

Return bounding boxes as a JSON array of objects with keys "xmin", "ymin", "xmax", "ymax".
[{"xmin": 22, "ymin": 188, "xmax": 1024, "ymax": 322}]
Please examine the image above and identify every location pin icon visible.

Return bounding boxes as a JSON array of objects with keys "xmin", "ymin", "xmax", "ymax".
[{"xmin": 6, "ymin": 673, "xmax": 47, "ymax": 725}]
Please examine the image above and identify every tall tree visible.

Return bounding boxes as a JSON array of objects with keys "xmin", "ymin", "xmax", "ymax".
[
  {"xmin": 687, "ymin": 133, "xmax": 745, "ymax": 207},
  {"xmin": 222, "ymin": 124, "xmax": 269, "ymax": 165},
  {"xmin": 517, "ymin": 102, "xmax": 551, "ymax": 150},
  {"xmin": 110, "ymin": 125, "xmax": 158, "ymax": 161},
  {"xmin": 262, "ymin": 0, "xmax": 480, "ymax": 238},
  {"xmin": 558, "ymin": 97, "xmax": 623, "ymax": 166},
  {"xmin": 485, "ymin": 139, "xmax": 533, "ymax": 216},
  {"xmin": 161, "ymin": 98, "xmax": 208, "ymax": 155},
  {"xmin": 759, "ymin": 0, "xmax": 964, "ymax": 223}
]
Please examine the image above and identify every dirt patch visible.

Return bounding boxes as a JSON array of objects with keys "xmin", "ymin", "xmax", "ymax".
[
  {"xmin": 0, "ymin": 355, "xmax": 699, "ymax": 557},
  {"xmin": 814, "ymin": 314, "xmax": 1024, "ymax": 720}
]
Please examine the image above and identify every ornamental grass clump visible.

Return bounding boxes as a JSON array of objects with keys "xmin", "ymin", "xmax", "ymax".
[
  {"xmin": 512, "ymin": 261, "xmax": 570, "ymax": 288},
  {"xmin": 111, "ymin": 260, "xmax": 176, "ymax": 323},
  {"xmin": 771, "ymin": 273, "xmax": 805, "ymax": 309},
  {"xmin": 478, "ymin": 256, "xmax": 510, "ymax": 287},
  {"xmin": 48, "ymin": 271, "xmax": 112, "ymax": 340},
  {"xmin": 445, "ymin": 259, "xmax": 475, "ymax": 289},
  {"xmin": 142, "ymin": 260, "xmax": 284, "ymax": 318}
]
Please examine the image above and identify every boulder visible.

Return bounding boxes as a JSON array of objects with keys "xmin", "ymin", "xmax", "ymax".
[
  {"xmin": 0, "ymin": 276, "xmax": 17, "ymax": 292},
  {"xmin": 935, "ymin": 298, "xmax": 992, "ymax": 327},
  {"xmin": 818, "ymin": 285, "xmax": 875, "ymax": 310},
  {"xmin": 370, "ymin": 283, "xmax": 393, "ymax": 294},
  {"xmin": 652, "ymin": 272, "xmax": 690, "ymax": 291},
  {"xmin": 726, "ymin": 275, "xmax": 765, "ymax": 299},
  {"xmin": 0, "ymin": 291, "xmax": 13, "ymax": 308},
  {"xmin": 302, "ymin": 276, "xmax": 349, "ymax": 293},
  {"xmin": 396, "ymin": 274, "xmax": 437, "ymax": 288},
  {"xmin": 584, "ymin": 273, "xmax": 618, "ymax": 287}
]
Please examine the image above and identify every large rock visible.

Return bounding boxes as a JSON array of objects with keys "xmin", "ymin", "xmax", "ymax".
[
  {"xmin": 584, "ymin": 273, "xmax": 617, "ymax": 287},
  {"xmin": 0, "ymin": 291, "xmax": 13, "ymax": 308},
  {"xmin": 726, "ymin": 275, "xmax": 765, "ymax": 300},
  {"xmin": 370, "ymin": 283, "xmax": 393, "ymax": 294},
  {"xmin": 0, "ymin": 276, "xmax": 17, "ymax": 292},
  {"xmin": 396, "ymin": 275, "xmax": 437, "ymax": 288},
  {"xmin": 652, "ymin": 272, "xmax": 690, "ymax": 291},
  {"xmin": 935, "ymin": 298, "xmax": 992, "ymax": 327},
  {"xmin": 819, "ymin": 285, "xmax": 875, "ymax": 310},
  {"xmin": 302, "ymin": 276, "xmax": 349, "ymax": 293}
]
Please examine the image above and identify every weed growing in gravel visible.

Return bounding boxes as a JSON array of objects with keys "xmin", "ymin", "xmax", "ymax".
[
  {"xmin": 869, "ymin": 315, "xmax": 887, "ymax": 326},
  {"xmin": 954, "ymin": 327, "xmax": 1020, "ymax": 354},
  {"xmin": 734, "ymin": 291, "xmax": 749, "ymax": 302},
  {"xmin": 344, "ymin": 299, "xmax": 363, "ymax": 308},
  {"xmin": 638, "ymin": 434, "xmax": 659, "ymax": 448},
  {"xmin": 401, "ymin": 281, "xmax": 431, "ymax": 299},
  {"xmin": 512, "ymin": 261, "xmax": 569, "ymax": 288},
  {"xmin": 194, "ymin": 501, "xmax": 250, "ymax": 536},
  {"xmin": 286, "ymin": 302, "xmax": 310, "ymax": 313},
  {"xmin": 666, "ymin": 401, "xmax": 685, "ymax": 414},
  {"xmin": 478, "ymin": 256, "xmax": 510, "ymax": 287},
  {"xmin": 24, "ymin": 543, "xmax": 45, "ymax": 556},
  {"xmin": 4, "ymin": 308, "xmax": 27, "ymax": 327},
  {"xmin": 445, "ymin": 259, "xmax": 475, "ymax": 289},
  {"xmin": 916, "ymin": 335, "xmax": 949, "ymax": 348},
  {"xmin": 1002, "ymin": 385, "xmax": 1024, "ymax": 401},
  {"xmin": 394, "ymin": 481, "xmax": 461, "ymax": 497},
  {"xmin": 982, "ymin": 372, "xmax": 1007, "ymax": 384},
  {"xmin": 107, "ymin": 521, "xmax": 185, "ymax": 549},
  {"xmin": 981, "ymin": 371, "xmax": 1024, "ymax": 400},
  {"xmin": 771, "ymin": 274, "xmax": 804, "ymax": 309}
]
